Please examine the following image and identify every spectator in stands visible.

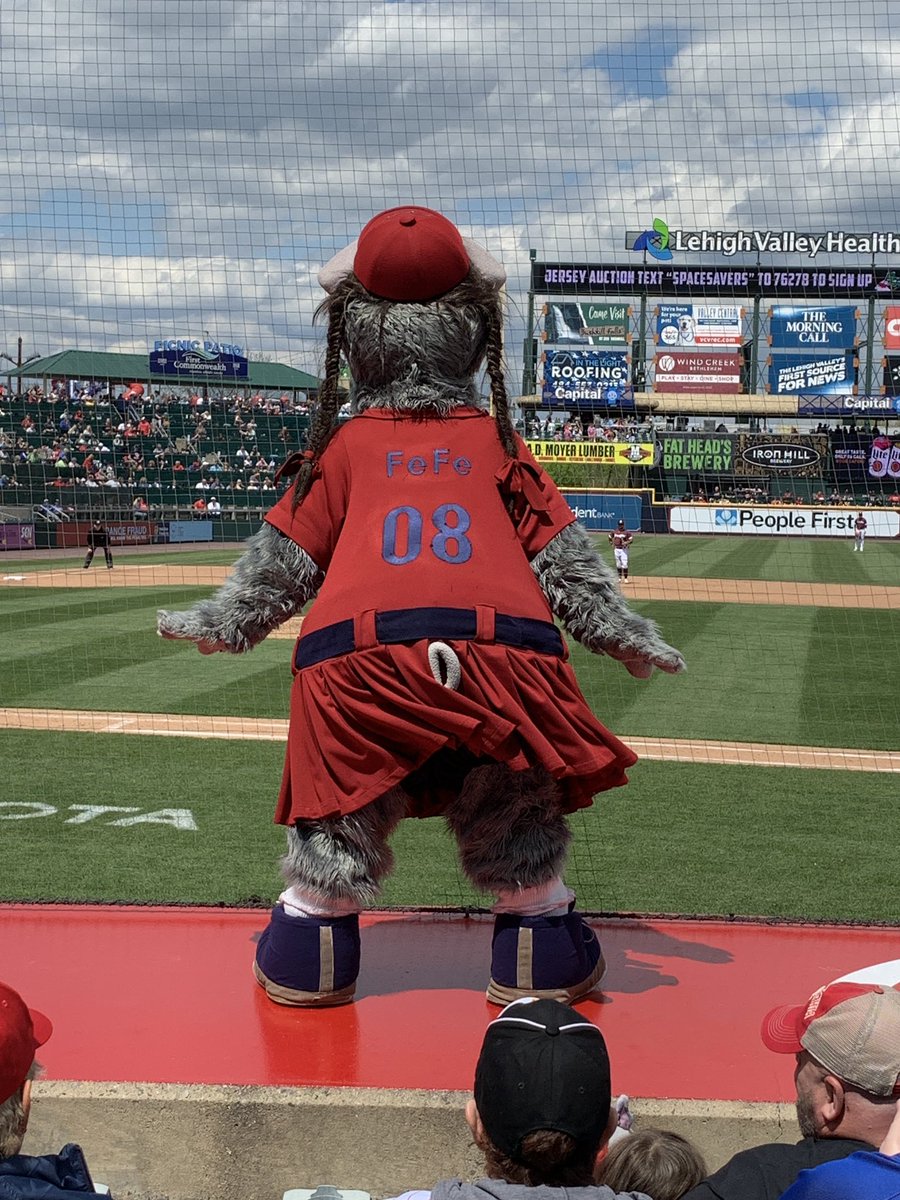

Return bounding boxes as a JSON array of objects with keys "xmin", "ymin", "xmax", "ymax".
[
  {"xmin": 384, "ymin": 997, "xmax": 650, "ymax": 1200},
  {"xmin": 206, "ymin": 496, "xmax": 221, "ymax": 516},
  {"xmin": 192, "ymin": 497, "xmax": 207, "ymax": 515},
  {"xmin": 682, "ymin": 964, "xmax": 900, "ymax": 1200},
  {"xmin": 778, "ymin": 1097, "xmax": 900, "ymax": 1199},
  {"xmin": 597, "ymin": 1129, "xmax": 707, "ymax": 1200},
  {"xmin": 0, "ymin": 979, "xmax": 110, "ymax": 1197}
]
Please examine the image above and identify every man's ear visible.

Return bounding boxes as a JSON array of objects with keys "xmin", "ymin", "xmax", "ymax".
[
  {"xmin": 821, "ymin": 1074, "xmax": 847, "ymax": 1128},
  {"xmin": 20, "ymin": 1079, "xmax": 33, "ymax": 1134}
]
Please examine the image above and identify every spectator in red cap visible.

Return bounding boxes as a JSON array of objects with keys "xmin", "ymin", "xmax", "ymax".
[
  {"xmin": 0, "ymin": 981, "xmax": 109, "ymax": 1197},
  {"xmin": 682, "ymin": 961, "xmax": 900, "ymax": 1200}
]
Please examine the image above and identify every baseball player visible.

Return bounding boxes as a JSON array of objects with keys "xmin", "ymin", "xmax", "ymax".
[
  {"xmin": 608, "ymin": 520, "xmax": 633, "ymax": 582},
  {"xmin": 853, "ymin": 512, "xmax": 868, "ymax": 552},
  {"xmin": 83, "ymin": 519, "xmax": 113, "ymax": 569}
]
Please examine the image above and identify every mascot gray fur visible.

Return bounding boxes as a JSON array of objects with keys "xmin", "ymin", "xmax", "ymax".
[{"xmin": 158, "ymin": 206, "xmax": 685, "ymax": 1008}]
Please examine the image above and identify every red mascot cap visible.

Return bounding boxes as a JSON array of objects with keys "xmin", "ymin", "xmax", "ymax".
[{"xmin": 319, "ymin": 205, "xmax": 506, "ymax": 301}]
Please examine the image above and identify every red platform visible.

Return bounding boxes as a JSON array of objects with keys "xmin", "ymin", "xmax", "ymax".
[{"xmin": 2, "ymin": 905, "xmax": 898, "ymax": 1104}]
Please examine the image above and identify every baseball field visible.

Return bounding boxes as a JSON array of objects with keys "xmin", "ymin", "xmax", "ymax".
[{"xmin": 2, "ymin": 532, "xmax": 897, "ymax": 923}]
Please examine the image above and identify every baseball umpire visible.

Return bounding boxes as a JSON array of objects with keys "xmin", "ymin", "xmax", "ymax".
[{"xmin": 84, "ymin": 519, "xmax": 113, "ymax": 569}]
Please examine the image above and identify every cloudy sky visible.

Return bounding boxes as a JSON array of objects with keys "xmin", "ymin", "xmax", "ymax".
[{"xmin": 0, "ymin": 0, "xmax": 897, "ymax": 386}]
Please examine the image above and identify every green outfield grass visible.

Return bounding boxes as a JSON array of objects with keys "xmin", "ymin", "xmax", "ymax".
[
  {"xmin": 0, "ymin": 730, "xmax": 895, "ymax": 923},
  {"xmin": 2, "ymin": 587, "xmax": 896, "ymax": 749},
  {"xmin": 0, "ymin": 548, "xmax": 243, "ymax": 572},
  {"xmin": 1, "ymin": 532, "xmax": 897, "ymax": 924},
  {"xmin": 604, "ymin": 532, "xmax": 899, "ymax": 587},
  {"xmin": 2, "ymin": 530, "xmax": 898, "ymax": 584}
]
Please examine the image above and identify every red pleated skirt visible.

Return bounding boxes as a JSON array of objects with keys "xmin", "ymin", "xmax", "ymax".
[{"xmin": 274, "ymin": 639, "xmax": 637, "ymax": 824}]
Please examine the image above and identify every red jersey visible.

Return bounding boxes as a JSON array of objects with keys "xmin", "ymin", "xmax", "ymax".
[
  {"xmin": 854, "ymin": 516, "xmax": 868, "ymax": 531},
  {"xmin": 262, "ymin": 407, "xmax": 636, "ymax": 822},
  {"xmin": 266, "ymin": 408, "xmax": 575, "ymax": 637},
  {"xmin": 609, "ymin": 530, "xmax": 632, "ymax": 550}
]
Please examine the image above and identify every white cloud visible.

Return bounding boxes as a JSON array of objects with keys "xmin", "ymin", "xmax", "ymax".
[{"xmin": 0, "ymin": 0, "xmax": 897, "ymax": 386}]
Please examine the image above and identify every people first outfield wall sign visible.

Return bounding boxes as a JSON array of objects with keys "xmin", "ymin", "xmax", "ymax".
[{"xmin": 670, "ymin": 505, "xmax": 900, "ymax": 538}]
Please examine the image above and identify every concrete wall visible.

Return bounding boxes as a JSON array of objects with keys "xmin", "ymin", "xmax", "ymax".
[{"xmin": 27, "ymin": 1083, "xmax": 801, "ymax": 1200}]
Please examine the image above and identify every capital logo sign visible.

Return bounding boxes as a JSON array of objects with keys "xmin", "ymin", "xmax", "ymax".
[
  {"xmin": 884, "ymin": 307, "xmax": 900, "ymax": 350},
  {"xmin": 715, "ymin": 508, "xmax": 738, "ymax": 526},
  {"xmin": 631, "ymin": 217, "xmax": 673, "ymax": 261}
]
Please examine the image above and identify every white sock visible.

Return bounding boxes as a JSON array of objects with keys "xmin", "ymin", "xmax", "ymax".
[
  {"xmin": 278, "ymin": 886, "xmax": 361, "ymax": 919},
  {"xmin": 492, "ymin": 877, "xmax": 575, "ymax": 917}
]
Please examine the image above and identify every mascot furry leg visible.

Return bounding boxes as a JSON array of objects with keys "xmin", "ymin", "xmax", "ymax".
[{"xmin": 159, "ymin": 206, "xmax": 685, "ymax": 1007}]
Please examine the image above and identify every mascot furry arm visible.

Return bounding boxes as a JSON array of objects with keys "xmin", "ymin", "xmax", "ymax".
[{"xmin": 159, "ymin": 518, "xmax": 683, "ymax": 678}]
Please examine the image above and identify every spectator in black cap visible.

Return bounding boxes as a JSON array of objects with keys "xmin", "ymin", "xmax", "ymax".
[{"xmin": 385, "ymin": 997, "xmax": 650, "ymax": 1200}]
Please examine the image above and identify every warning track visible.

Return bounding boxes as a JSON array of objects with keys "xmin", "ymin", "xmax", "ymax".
[
  {"xmin": 2, "ymin": 707, "xmax": 896, "ymax": 773},
  {"xmin": 1, "ymin": 562, "xmax": 898, "ymax": 608}
]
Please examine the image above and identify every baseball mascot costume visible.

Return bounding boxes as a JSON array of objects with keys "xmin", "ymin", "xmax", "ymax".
[{"xmin": 158, "ymin": 207, "xmax": 685, "ymax": 1008}]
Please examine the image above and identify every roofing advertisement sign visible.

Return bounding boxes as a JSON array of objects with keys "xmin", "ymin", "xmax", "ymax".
[
  {"xmin": 883, "ymin": 307, "xmax": 900, "ymax": 349},
  {"xmin": 541, "ymin": 349, "xmax": 633, "ymax": 408},
  {"xmin": 542, "ymin": 302, "xmax": 631, "ymax": 345},
  {"xmin": 670, "ymin": 505, "xmax": 900, "ymax": 538},
  {"xmin": 656, "ymin": 304, "xmax": 743, "ymax": 346},
  {"xmin": 150, "ymin": 339, "xmax": 249, "ymax": 379},
  {"xmin": 768, "ymin": 306, "xmax": 858, "ymax": 350},
  {"xmin": 767, "ymin": 353, "xmax": 856, "ymax": 395},
  {"xmin": 654, "ymin": 352, "xmax": 742, "ymax": 393}
]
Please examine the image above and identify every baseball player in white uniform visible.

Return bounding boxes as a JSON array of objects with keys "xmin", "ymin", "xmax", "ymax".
[{"xmin": 608, "ymin": 520, "xmax": 634, "ymax": 582}]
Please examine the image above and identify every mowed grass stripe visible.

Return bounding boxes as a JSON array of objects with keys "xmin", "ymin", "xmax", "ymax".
[
  {"xmin": 615, "ymin": 533, "xmax": 899, "ymax": 587},
  {"xmin": 3, "ymin": 589, "xmax": 894, "ymax": 747},
  {"xmin": 1, "ymin": 729, "xmax": 896, "ymax": 923},
  {"xmin": 797, "ymin": 606, "xmax": 900, "ymax": 751},
  {"xmin": 574, "ymin": 601, "xmax": 818, "ymax": 747}
]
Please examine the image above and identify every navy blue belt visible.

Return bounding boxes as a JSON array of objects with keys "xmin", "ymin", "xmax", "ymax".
[{"xmin": 294, "ymin": 606, "xmax": 564, "ymax": 670}]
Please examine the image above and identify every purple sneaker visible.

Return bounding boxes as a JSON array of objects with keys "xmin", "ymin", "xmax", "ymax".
[
  {"xmin": 487, "ymin": 904, "xmax": 606, "ymax": 1006},
  {"xmin": 253, "ymin": 905, "xmax": 360, "ymax": 1007}
]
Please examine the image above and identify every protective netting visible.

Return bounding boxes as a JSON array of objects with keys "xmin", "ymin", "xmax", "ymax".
[{"xmin": 0, "ymin": 1, "xmax": 897, "ymax": 920}]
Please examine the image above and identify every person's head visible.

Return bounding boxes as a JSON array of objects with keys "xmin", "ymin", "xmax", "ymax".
[
  {"xmin": 617, "ymin": 520, "xmax": 625, "ymax": 529},
  {"xmin": 0, "ymin": 982, "xmax": 52, "ymax": 1158},
  {"xmin": 597, "ymin": 1128, "xmax": 707, "ymax": 1200},
  {"xmin": 465, "ymin": 997, "xmax": 614, "ymax": 1187},
  {"xmin": 291, "ymin": 206, "xmax": 511, "ymax": 509},
  {"xmin": 761, "ymin": 964, "xmax": 900, "ymax": 1145}
]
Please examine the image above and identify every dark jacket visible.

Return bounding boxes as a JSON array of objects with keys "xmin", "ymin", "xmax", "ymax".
[
  {"xmin": 86, "ymin": 526, "xmax": 108, "ymax": 548},
  {"xmin": 681, "ymin": 1136, "xmax": 873, "ymax": 1200},
  {"xmin": 0, "ymin": 1143, "xmax": 109, "ymax": 1199}
]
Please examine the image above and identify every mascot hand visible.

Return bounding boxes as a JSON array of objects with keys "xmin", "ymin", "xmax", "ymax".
[
  {"xmin": 601, "ymin": 637, "xmax": 685, "ymax": 678},
  {"xmin": 157, "ymin": 609, "xmax": 238, "ymax": 655}
]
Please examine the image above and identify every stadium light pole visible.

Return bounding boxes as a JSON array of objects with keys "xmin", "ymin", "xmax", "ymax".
[
  {"xmin": 522, "ymin": 249, "xmax": 537, "ymax": 399},
  {"xmin": 1, "ymin": 339, "xmax": 39, "ymax": 396}
]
